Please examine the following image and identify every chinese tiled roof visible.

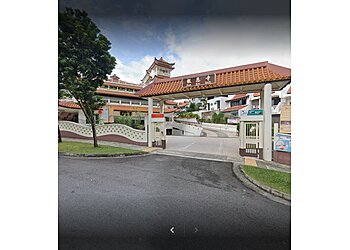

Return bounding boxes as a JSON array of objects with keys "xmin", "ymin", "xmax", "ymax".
[
  {"xmin": 165, "ymin": 100, "xmax": 177, "ymax": 105},
  {"xmin": 137, "ymin": 61, "xmax": 291, "ymax": 97},
  {"xmin": 154, "ymin": 57, "xmax": 175, "ymax": 69},
  {"xmin": 222, "ymin": 105, "xmax": 247, "ymax": 112},
  {"xmin": 59, "ymin": 101, "xmax": 80, "ymax": 109},
  {"xmin": 177, "ymin": 102, "xmax": 189, "ymax": 108},
  {"xmin": 225, "ymin": 93, "xmax": 247, "ymax": 102},
  {"xmin": 253, "ymin": 93, "xmax": 260, "ymax": 97},
  {"xmin": 154, "ymin": 75, "xmax": 170, "ymax": 80},
  {"xmin": 103, "ymin": 81, "xmax": 143, "ymax": 90},
  {"xmin": 96, "ymin": 89, "xmax": 143, "ymax": 99},
  {"xmin": 111, "ymin": 105, "xmax": 179, "ymax": 113}
]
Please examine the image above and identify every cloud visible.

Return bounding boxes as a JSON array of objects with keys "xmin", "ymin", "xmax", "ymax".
[
  {"xmin": 164, "ymin": 17, "xmax": 291, "ymax": 77},
  {"xmin": 111, "ymin": 16, "xmax": 290, "ymax": 83},
  {"xmin": 112, "ymin": 55, "xmax": 154, "ymax": 83}
]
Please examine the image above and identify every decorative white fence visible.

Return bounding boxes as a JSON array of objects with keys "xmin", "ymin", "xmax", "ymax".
[{"xmin": 59, "ymin": 121, "xmax": 146, "ymax": 143}]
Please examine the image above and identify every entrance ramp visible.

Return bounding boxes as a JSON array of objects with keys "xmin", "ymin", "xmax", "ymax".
[{"xmin": 166, "ymin": 121, "xmax": 203, "ymax": 136}]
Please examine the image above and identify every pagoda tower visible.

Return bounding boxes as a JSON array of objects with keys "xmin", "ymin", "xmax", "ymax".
[{"xmin": 141, "ymin": 57, "xmax": 175, "ymax": 86}]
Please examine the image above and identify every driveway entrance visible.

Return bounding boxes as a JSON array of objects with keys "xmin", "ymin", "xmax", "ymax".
[{"xmin": 160, "ymin": 124, "xmax": 242, "ymax": 161}]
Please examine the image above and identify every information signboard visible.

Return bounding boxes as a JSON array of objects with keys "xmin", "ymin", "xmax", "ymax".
[
  {"xmin": 248, "ymin": 109, "xmax": 263, "ymax": 116},
  {"xmin": 280, "ymin": 104, "xmax": 291, "ymax": 134},
  {"xmin": 151, "ymin": 113, "xmax": 165, "ymax": 122},
  {"xmin": 274, "ymin": 133, "xmax": 291, "ymax": 152}
]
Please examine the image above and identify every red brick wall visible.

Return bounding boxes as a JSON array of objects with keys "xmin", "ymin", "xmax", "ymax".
[{"xmin": 273, "ymin": 151, "xmax": 291, "ymax": 166}]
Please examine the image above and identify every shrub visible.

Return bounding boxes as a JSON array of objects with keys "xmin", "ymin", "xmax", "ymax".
[{"xmin": 176, "ymin": 112, "xmax": 199, "ymax": 119}]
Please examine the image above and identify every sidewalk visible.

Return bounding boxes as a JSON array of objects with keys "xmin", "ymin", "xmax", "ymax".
[
  {"xmin": 61, "ymin": 137, "xmax": 160, "ymax": 153},
  {"xmin": 155, "ymin": 149, "xmax": 244, "ymax": 163},
  {"xmin": 243, "ymin": 157, "xmax": 291, "ymax": 173}
]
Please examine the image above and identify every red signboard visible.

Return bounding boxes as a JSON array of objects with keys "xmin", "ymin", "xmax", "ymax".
[{"xmin": 152, "ymin": 114, "xmax": 165, "ymax": 118}]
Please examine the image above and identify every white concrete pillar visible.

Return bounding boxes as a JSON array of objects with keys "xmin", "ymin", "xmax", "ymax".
[
  {"xmin": 78, "ymin": 110, "xmax": 86, "ymax": 124},
  {"xmin": 239, "ymin": 122, "xmax": 244, "ymax": 148},
  {"xmin": 273, "ymin": 123, "xmax": 279, "ymax": 152},
  {"xmin": 160, "ymin": 100, "xmax": 166, "ymax": 143},
  {"xmin": 260, "ymin": 90, "xmax": 264, "ymax": 109},
  {"xmin": 147, "ymin": 97, "xmax": 153, "ymax": 147},
  {"xmin": 160, "ymin": 100, "xmax": 164, "ymax": 114},
  {"xmin": 263, "ymin": 83, "xmax": 272, "ymax": 161}
]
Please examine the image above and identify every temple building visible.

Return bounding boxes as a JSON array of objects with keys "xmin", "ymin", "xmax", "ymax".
[
  {"xmin": 141, "ymin": 57, "xmax": 175, "ymax": 86},
  {"xmin": 58, "ymin": 74, "xmax": 182, "ymax": 126}
]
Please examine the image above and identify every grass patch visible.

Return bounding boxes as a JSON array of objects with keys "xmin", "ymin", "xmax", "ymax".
[
  {"xmin": 58, "ymin": 141, "xmax": 142, "ymax": 155},
  {"xmin": 242, "ymin": 165, "xmax": 291, "ymax": 194}
]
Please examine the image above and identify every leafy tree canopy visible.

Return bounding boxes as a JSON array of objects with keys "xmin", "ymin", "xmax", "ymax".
[
  {"xmin": 58, "ymin": 8, "xmax": 116, "ymax": 146},
  {"xmin": 59, "ymin": 8, "xmax": 116, "ymax": 109}
]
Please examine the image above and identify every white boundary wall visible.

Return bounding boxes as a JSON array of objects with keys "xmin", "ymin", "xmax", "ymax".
[
  {"xmin": 166, "ymin": 121, "xmax": 203, "ymax": 136},
  {"xmin": 201, "ymin": 122, "xmax": 237, "ymax": 133},
  {"xmin": 59, "ymin": 121, "xmax": 146, "ymax": 143}
]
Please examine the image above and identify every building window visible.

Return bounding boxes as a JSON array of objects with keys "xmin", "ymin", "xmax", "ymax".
[
  {"xmin": 120, "ymin": 111, "xmax": 132, "ymax": 116},
  {"xmin": 272, "ymin": 97, "xmax": 281, "ymax": 105},
  {"xmin": 231, "ymin": 97, "xmax": 247, "ymax": 107}
]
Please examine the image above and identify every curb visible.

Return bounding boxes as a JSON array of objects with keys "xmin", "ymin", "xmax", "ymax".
[
  {"xmin": 58, "ymin": 151, "xmax": 149, "ymax": 158},
  {"xmin": 240, "ymin": 165, "xmax": 291, "ymax": 201},
  {"xmin": 232, "ymin": 163, "xmax": 291, "ymax": 206},
  {"xmin": 254, "ymin": 158, "xmax": 291, "ymax": 172}
]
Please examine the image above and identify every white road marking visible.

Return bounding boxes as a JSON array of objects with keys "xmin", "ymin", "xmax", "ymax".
[
  {"xmin": 219, "ymin": 141, "xmax": 223, "ymax": 155},
  {"xmin": 183, "ymin": 142, "xmax": 195, "ymax": 149}
]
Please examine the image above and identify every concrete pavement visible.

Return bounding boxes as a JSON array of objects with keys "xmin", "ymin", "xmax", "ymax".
[{"xmin": 165, "ymin": 135, "xmax": 242, "ymax": 160}]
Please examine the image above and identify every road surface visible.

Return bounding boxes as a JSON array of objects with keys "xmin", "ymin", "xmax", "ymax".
[{"xmin": 59, "ymin": 154, "xmax": 290, "ymax": 249}]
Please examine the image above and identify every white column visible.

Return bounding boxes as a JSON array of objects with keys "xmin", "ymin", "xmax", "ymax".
[
  {"xmin": 160, "ymin": 100, "xmax": 164, "ymax": 114},
  {"xmin": 160, "ymin": 100, "xmax": 166, "ymax": 141},
  {"xmin": 147, "ymin": 97, "xmax": 153, "ymax": 147},
  {"xmin": 239, "ymin": 122, "xmax": 244, "ymax": 148},
  {"xmin": 78, "ymin": 110, "xmax": 86, "ymax": 124},
  {"xmin": 263, "ymin": 83, "xmax": 272, "ymax": 161},
  {"xmin": 260, "ymin": 90, "xmax": 264, "ymax": 109}
]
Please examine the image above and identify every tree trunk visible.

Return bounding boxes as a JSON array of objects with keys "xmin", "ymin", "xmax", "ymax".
[
  {"xmin": 58, "ymin": 125, "xmax": 62, "ymax": 143},
  {"xmin": 91, "ymin": 117, "xmax": 98, "ymax": 147}
]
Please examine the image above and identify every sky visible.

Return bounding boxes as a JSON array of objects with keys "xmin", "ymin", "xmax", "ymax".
[{"xmin": 59, "ymin": 0, "xmax": 291, "ymax": 84}]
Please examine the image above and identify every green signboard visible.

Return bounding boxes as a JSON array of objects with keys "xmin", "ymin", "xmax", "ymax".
[{"xmin": 248, "ymin": 110, "xmax": 263, "ymax": 116}]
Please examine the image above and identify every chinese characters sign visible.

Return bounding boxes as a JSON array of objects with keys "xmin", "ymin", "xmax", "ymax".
[{"xmin": 182, "ymin": 74, "xmax": 215, "ymax": 88}]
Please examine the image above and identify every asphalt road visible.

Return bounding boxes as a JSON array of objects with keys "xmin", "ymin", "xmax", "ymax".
[{"xmin": 59, "ymin": 154, "xmax": 290, "ymax": 250}]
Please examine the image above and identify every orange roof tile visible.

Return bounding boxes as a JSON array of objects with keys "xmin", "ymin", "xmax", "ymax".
[
  {"xmin": 222, "ymin": 105, "xmax": 247, "ymax": 112},
  {"xmin": 103, "ymin": 81, "xmax": 142, "ymax": 90},
  {"xmin": 165, "ymin": 100, "xmax": 177, "ymax": 105},
  {"xmin": 225, "ymin": 93, "xmax": 247, "ymax": 102},
  {"xmin": 111, "ymin": 105, "xmax": 179, "ymax": 113},
  {"xmin": 253, "ymin": 93, "xmax": 260, "ymax": 97},
  {"xmin": 177, "ymin": 102, "xmax": 189, "ymax": 108},
  {"xmin": 96, "ymin": 89, "xmax": 143, "ymax": 99},
  {"xmin": 137, "ymin": 61, "xmax": 291, "ymax": 97},
  {"xmin": 154, "ymin": 57, "xmax": 175, "ymax": 69},
  {"xmin": 59, "ymin": 101, "xmax": 80, "ymax": 109}
]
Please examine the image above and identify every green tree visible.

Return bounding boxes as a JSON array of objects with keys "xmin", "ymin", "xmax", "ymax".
[{"xmin": 59, "ymin": 8, "xmax": 116, "ymax": 147}]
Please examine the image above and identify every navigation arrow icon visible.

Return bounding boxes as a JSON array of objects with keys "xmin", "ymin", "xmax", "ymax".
[
  {"xmin": 170, "ymin": 227, "xmax": 175, "ymax": 234},
  {"xmin": 194, "ymin": 227, "xmax": 198, "ymax": 233}
]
